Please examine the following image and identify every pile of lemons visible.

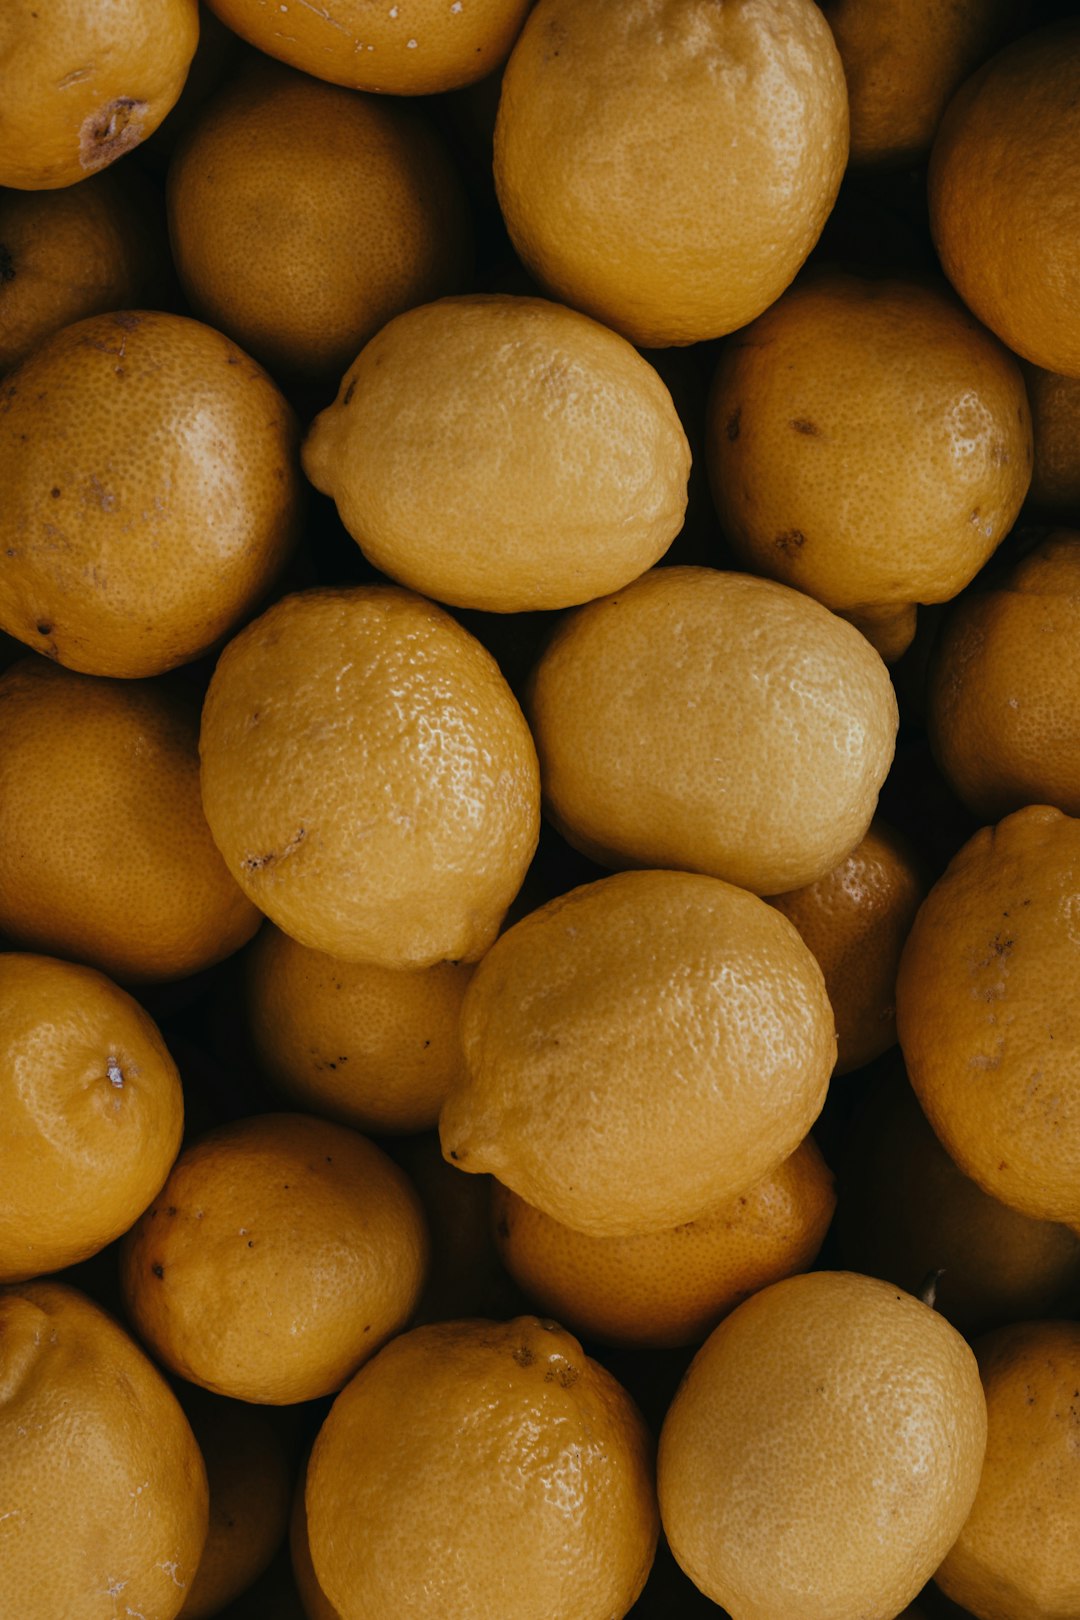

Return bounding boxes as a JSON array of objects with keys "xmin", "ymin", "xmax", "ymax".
[{"xmin": 2, "ymin": 2, "xmax": 1080, "ymax": 1618}]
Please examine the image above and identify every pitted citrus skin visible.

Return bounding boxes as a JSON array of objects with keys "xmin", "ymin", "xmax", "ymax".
[
  {"xmin": 199, "ymin": 585, "xmax": 540, "ymax": 969},
  {"xmin": 440, "ymin": 868, "xmax": 836, "ymax": 1237}
]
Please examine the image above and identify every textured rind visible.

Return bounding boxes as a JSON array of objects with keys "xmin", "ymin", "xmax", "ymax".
[
  {"xmin": 928, "ymin": 21, "xmax": 1080, "ymax": 378},
  {"xmin": 936, "ymin": 1321, "xmax": 1080, "ymax": 1620},
  {"xmin": 302, "ymin": 294, "xmax": 690, "ymax": 612},
  {"xmin": 927, "ymin": 531, "xmax": 1080, "ymax": 820},
  {"xmin": 119, "ymin": 1113, "xmax": 429, "ymax": 1405},
  {"xmin": 440, "ymin": 868, "xmax": 836, "ymax": 1236},
  {"xmin": 0, "ymin": 658, "xmax": 259, "ymax": 983},
  {"xmin": 824, "ymin": 0, "xmax": 1016, "ymax": 169},
  {"xmin": 0, "ymin": 0, "xmax": 199, "ymax": 189},
  {"xmin": 706, "ymin": 274, "xmax": 1032, "ymax": 624},
  {"xmin": 492, "ymin": 1136, "xmax": 836, "ymax": 1349},
  {"xmin": 167, "ymin": 64, "xmax": 470, "ymax": 381},
  {"xmin": 896, "ymin": 805, "xmax": 1080, "ymax": 1225},
  {"xmin": 199, "ymin": 585, "xmax": 540, "ymax": 968},
  {"xmin": 769, "ymin": 817, "xmax": 927, "ymax": 1075},
  {"xmin": 527, "ymin": 567, "xmax": 898, "ymax": 896},
  {"xmin": 658, "ymin": 1271, "xmax": 987, "ymax": 1620},
  {"xmin": 494, "ymin": 0, "xmax": 848, "ymax": 346},
  {"xmin": 0, "ymin": 174, "xmax": 163, "ymax": 373},
  {"xmin": 204, "ymin": 0, "xmax": 531, "ymax": 94},
  {"xmin": 0, "ymin": 1280, "xmax": 209, "ymax": 1619},
  {"xmin": 244, "ymin": 924, "xmax": 474, "ymax": 1134},
  {"xmin": 0, "ymin": 310, "xmax": 301, "ymax": 678},
  {"xmin": 306, "ymin": 1317, "xmax": 659, "ymax": 1620},
  {"xmin": 0, "ymin": 952, "xmax": 183, "ymax": 1281}
]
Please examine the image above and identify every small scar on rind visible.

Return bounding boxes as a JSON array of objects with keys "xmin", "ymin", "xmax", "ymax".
[
  {"xmin": 241, "ymin": 825, "xmax": 307, "ymax": 872},
  {"xmin": 725, "ymin": 407, "xmax": 741, "ymax": 441},
  {"xmin": 790, "ymin": 418, "xmax": 820, "ymax": 436},
  {"xmin": 544, "ymin": 1363, "xmax": 579, "ymax": 1387},
  {"xmin": 775, "ymin": 529, "xmax": 807, "ymax": 556},
  {"xmin": 78, "ymin": 98, "xmax": 147, "ymax": 172}
]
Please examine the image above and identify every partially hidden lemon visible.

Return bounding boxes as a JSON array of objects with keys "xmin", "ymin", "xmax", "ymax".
[
  {"xmin": 658, "ymin": 1271, "xmax": 987, "ymax": 1620},
  {"xmin": 494, "ymin": 0, "xmax": 848, "ymax": 347}
]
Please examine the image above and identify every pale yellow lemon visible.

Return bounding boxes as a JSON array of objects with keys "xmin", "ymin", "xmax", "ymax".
[
  {"xmin": 199, "ymin": 585, "xmax": 540, "ymax": 969},
  {"xmin": 440, "ymin": 869, "xmax": 835, "ymax": 1237},
  {"xmin": 302, "ymin": 294, "xmax": 690, "ymax": 612},
  {"xmin": 658, "ymin": 1271, "xmax": 987, "ymax": 1620},
  {"xmin": 526, "ymin": 567, "xmax": 898, "ymax": 896}
]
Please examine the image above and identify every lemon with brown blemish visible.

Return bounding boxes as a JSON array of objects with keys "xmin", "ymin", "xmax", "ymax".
[{"xmin": 705, "ymin": 272, "xmax": 1032, "ymax": 661}]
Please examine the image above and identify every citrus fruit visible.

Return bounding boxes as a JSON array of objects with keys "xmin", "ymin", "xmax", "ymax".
[
  {"xmin": 0, "ymin": 309, "xmax": 301, "ymax": 678},
  {"xmin": 491, "ymin": 1136, "xmax": 836, "ymax": 1349},
  {"xmin": 243, "ymin": 924, "xmax": 474, "ymax": 1135},
  {"xmin": 203, "ymin": 0, "xmax": 532, "ymax": 94},
  {"xmin": 439, "ymin": 868, "xmax": 836, "ymax": 1237},
  {"xmin": 0, "ymin": 169, "xmax": 167, "ymax": 373},
  {"xmin": 835, "ymin": 1064, "xmax": 1080, "ymax": 1337},
  {"xmin": 167, "ymin": 60, "xmax": 470, "ymax": 383},
  {"xmin": 1024, "ymin": 362, "xmax": 1080, "ymax": 514},
  {"xmin": 0, "ymin": 951, "xmax": 183, "ymax": 1283},
  {"xmin": 769, "ymin": 818, "xmax": 928, "ymax": 1074},
  {"xmin": 301, "ymin": 294, "xmax": 690, "ymax": 612},
  {"xmin": 896, "ymin": 804, "xmax": 1080, "ymax": 1226},
  {"xmin": 290, "ymin": 1454, "xmax": 341, "ymax": 1620},
  {"xmin": 199, "ymin": 585, "xmax": 540, "ymax": 969},
  {"xmin": 935, "ymin": 1319, "xmax": 1080, "ymax": 1620},
  {"xmin": 178, "ymin": 1389, "xmax": 291, "ymax": 1620},
  {"xmin": 526, "ymin": 566, "xmax": 898, "ymax": 896},
  {"xmin": 0, "ymin": 1280, "xmax": 208, "ymax": 1619},
  {"xmin": 494, "ymin": 0, "xmax": 848, "ymax": 347},
  {"xmin": 927, "ymin": 530, "xmax": 1080, "ymax": 819},
  {"xmin": 658, "ymin": 1270, "xmax": 987, "ymax": 1620},
  {"xmin": 0, "ymin": 0, "xmax": 199, "ymax": 189},
  {"xmin": 0, "ymin": 658, "xmax": 260, "ymax": 983},
  {"xmin": 305, "ymin": 1316, "xmax": 659, "ymax": 1620},
  {"xmin": 119, "ymin": 1112, "xmax": 429, "ymax": 1404},
  {"xmin": 929, "ymin": 20, "xmax": 1080, "ymax": 377},
  {"xmin": 705, "ymin": 271, "xmax": 1032, "ymax": 661},
  {"xmin": 821, "ymin": 0, "xmax": 1018, "ymax": 169}
]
